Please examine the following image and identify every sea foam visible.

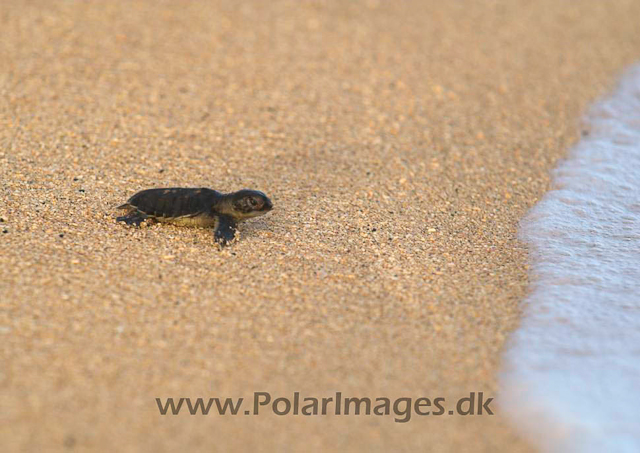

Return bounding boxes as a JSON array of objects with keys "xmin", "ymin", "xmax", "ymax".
[{"xmin": 500, "ymin": 64, "xmax": 640, "ymax": 453}]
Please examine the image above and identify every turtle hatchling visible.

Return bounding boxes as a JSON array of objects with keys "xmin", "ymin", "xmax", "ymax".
[{"xmin": 116, "ymin": 188, "xmax": 273, "ymax": 245}]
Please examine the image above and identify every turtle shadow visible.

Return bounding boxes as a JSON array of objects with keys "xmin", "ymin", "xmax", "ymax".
[{"xmin": 240, "ymin": 218, "xmax": 274, "ymax": 236}]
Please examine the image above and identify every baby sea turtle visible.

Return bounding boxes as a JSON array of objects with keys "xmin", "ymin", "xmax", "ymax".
[{"xmin": 116, "ymin": 188, "xmax": 273, "ymax": 245}]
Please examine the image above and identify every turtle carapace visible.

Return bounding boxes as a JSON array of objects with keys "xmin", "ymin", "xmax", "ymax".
[{"xmin": 116, "ymin": 188, "xmax": 273, "ymax": 245}]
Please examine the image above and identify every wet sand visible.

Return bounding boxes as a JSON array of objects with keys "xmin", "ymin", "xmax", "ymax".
[{"xmin": 2, "ymin": 1, "xmax": 640, "ymax": 452}]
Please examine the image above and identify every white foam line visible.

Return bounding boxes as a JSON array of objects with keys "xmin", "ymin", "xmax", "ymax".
[{"xmin": 500, "ymin": 64, "xmax": 640, "ymax": 453}]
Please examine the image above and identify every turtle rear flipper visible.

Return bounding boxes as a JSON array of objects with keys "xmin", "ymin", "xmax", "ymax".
[{"xmin": 117, "ymin": 211, "xmax": 152, "ymax": 227}]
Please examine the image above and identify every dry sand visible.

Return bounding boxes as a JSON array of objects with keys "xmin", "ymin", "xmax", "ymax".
[{"xmin": 2, "ymin": 1, "xmax": 640, "ymax": 452}]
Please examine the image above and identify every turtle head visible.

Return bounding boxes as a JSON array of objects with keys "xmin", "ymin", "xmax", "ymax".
[{"xmin": 224, "ymin": 189, "xmax": 273, "ymax": 221}]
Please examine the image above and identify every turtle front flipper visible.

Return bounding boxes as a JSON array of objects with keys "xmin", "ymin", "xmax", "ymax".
[{"xmin": 214, "ymin": 215, "xmax": 237, "ymax": 246}]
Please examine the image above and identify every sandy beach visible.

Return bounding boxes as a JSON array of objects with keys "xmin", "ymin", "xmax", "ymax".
[{"xmin": 2, "ymin": 1, "xmax": 640, "ymax": 451}]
